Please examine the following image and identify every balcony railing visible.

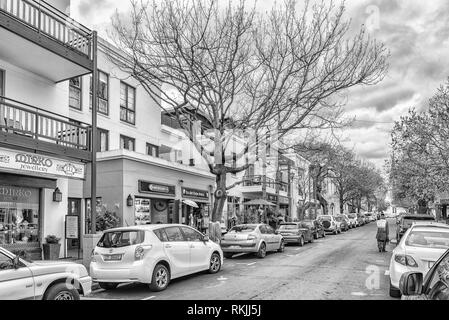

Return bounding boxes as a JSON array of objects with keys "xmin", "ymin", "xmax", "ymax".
[
  {"xmin": 0, "ymin": 96, "xmax": 91, "ymax": 151},
  {"xmin": 0, "ymin": 0, "xmax": 92, "ymax": 58},
  {"xmin": 242, "ymin": 175, "xmax": 288, "ymax": 192}
]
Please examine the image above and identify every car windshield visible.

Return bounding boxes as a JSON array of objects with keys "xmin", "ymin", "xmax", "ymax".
[
  {"xmin": 279, "ymin": 224, "xmax": 299, "ymax": 230},
  {"xmin": 405, "ymin": 230, "xmax": 449, "ymax": 249},
  {"xmin": 403, "ymin": 216, "xmax": 435, "ymax": 221},
  {"xmin": 97, "ymin": 230, "xmax": 145, "ymax": 248},
  {"xmin": 320, "ymin": 216, "xmax": 331, "ymax": 221},
  {"xmin": 229, "ymin": 225, "xmax": 257, "ymax": 233}
]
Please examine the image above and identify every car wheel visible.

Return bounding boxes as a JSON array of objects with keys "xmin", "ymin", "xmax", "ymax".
[
  {"xmin": 98, "ymin": 282, "xmax": 119, "ymax": 290},
  {"xmin": 208, "ymin": 252, "xmax": 222, "ymax": 274},
  {"xmin": 299, "ymin": 237, "xmax": 305, "ymax": 247},
  {"xmin": 389, "ymin": 282, "xmax": 401, "ymax": 298},
  {"xmin": 257, "ymin": 242, "xmax": 267, "ymax": 258},
  {"xmin": 149, "ymin": 263, "xmax": 170, "ymax": 292},
  {"xmin": 278, "ymin": 240, "xmax": 285, "ymax": 252},
  {"xmin": 333, "ymin": 229, "xmax": 338, "ymax": 235},
  {"xmin": 314, "ymin": 232, "xmax": 319, "ymax": 240},
  {"xmin": 44, "ymin": 283, "xmax": 80, "ymax": 300},
  {"xmin": 224, "ymin": 252, "xmax": 234, "ymax": 259},
  {"xmin": 309, "ymin": 236, "xmax": 314, "ymax": 243}
]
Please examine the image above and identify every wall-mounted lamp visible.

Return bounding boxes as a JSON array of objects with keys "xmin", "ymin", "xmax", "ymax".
[
  {"xmin": 53, "ymin": 187, "xmax": 62, "ymax": 202},
  {"xmin": 126, "ymin": 194, "xmax": 133, "ymax": 207}
]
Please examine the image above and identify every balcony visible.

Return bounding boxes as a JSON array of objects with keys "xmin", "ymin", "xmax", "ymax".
[
  {"xmin": 0, "ymin": 0, "xmax": 93, "ymax": 81},
  {"xmin": 240, "ymin": 175, "xmax": 288, "ymax": 196},
  {"xmin": 0, "ymin": 96, "xmax": 91, "ymax": 161}
]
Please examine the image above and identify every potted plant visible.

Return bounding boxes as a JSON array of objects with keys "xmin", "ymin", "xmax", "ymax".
[{"xmin": 42, "ymin": 235, "xmax": 61, "ymax": 260}]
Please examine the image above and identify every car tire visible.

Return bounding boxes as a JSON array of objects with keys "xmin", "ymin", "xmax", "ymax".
[
  {"xmin": 309, "ymin": 236, "xmax": 314, "ymax": 243},
  {"xmin": 208, "ymin": 252, "xmax": 222, "ymax": 274},
  {"xmin": 389, "ymin": 282, "xmax": 401, "ymax": 298},
  {"xmin": 278, "ymin": 240, "xmax": 285, "ymax": 252},
  {"xmin": 333, "ymin": 229, "xmax": 338, "ymax": 235},
  {"xmin": 98, "ymin": 282, "xmax": 119, "ymax": 290},
  {"xmin": 148, "ymin": 263, "xmax": 170, "ymax": 292},
  {"xmin": 256, "ymin": 242, "xmax": 267, "ymax": 258},
  {"xmin": 322, "ymin": 232, "xmax": 326, "ymax": 238},
  {"xmin": 44, "ymin": 282, "xmax": 80, "ymax": 300},
  {"xmin": 224, "ymin": 252, "xmax": 234, "ymax": 259},
  {"xmin": 298, "ymin": 237, "xmax": 305, "ymax": 247}
]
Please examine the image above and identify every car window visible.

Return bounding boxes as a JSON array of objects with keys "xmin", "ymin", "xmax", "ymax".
[
  {"xmin": 428, "ymin": 254, "xmax": 449, "ymax": 299},
  {"xmin": 0, "ymin": 252, "xmax": 14, "ymax": 271},
  {"xmin": 153, "ymin": 228, "xmax": 169, "ymax": 242},
  {"xmin": 259, "ymin": 225, "xmax": 268, "ymax": 234},
  {"xmin": 164, "ymin": 227, "xmax": 185, "ymax": 242},
  {"xmin": 405, "ymin": 231, "xmax": 449, "ymax": 249},
  {"xmin": 181, "ymin": 227, "xmax": 204, "ymax": 242},
  {"xmin": 97, "ymin": 230, "xmax": 145, "ymax": 248},
  {"xmin": 266, "ymin": 226, "xmax": 275, "ymax": 234},
  {"xmin": 229, "ymin": 225, "xmax": 257, "ymax": 233},
  {"xmin": 279, "ymin": 224, "xmax": 298, "ymax": 230}
]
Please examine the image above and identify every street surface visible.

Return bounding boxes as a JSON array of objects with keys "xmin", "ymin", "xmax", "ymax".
[{"xmin": 84, "ymin": 219, "xmax": 397, "ymax": 300}]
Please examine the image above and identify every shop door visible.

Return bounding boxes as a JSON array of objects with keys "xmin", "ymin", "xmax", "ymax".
[{"xmin": 67, "ymin": 199, "xmax": 81, "ymax": 252}]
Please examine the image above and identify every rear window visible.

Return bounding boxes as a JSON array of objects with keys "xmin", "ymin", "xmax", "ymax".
[
  {"xmin": 403, "ymin": 216, "xmax": 435, "ymax": 221},
  {"xmin": 229, "ymin": 225, "xmax": 257, "ymax": 233},
  {"xmin": 97, "ymin": 230, "xmax": 145, "ymax": 248},
  {"xmin": 405, "ymin": 230, "xmax": 449, "ymax": 249},
  {"xmin": 279, "ymin": 224, "xmax": 299, "ymax": 230}
]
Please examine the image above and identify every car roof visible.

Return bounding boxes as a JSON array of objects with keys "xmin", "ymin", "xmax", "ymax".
[
  {"xmin": 103, "ymin": 224, "xmax": 194, "ymax": 232},
  {"xmin": 403, "ymin": 214, "xmax": 435, "ymax": 218},
  {"xmin": 409, "ymin": 222, "xmax": 449, "ymax": 230}
]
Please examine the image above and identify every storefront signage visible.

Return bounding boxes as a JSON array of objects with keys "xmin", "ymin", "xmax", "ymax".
[
  {"xmin": 0, "ymin": 148, "xmax": 85, "ymax": 180},
  {"xmin": 267, "ymin": 194, "xmax": 278, "ymax": 202},
  {"xmin": 138, "ymin": 180, "xmax": 176, "ymax": 196},
  {"xmin": 65, "ymin": 215, "xmax": 79, "ymax": 239},
  {"xmin": 0, "ymin": 186, "xmax": 39, "ymax": 203},
  {"xmin": 182, "ymin": 187, "xmax": 209, "ymax": 199}
]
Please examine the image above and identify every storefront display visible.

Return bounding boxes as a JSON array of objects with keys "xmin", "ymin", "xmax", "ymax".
[{"xmin": 0, "ymin": 186, "xmax": 40, "ymax": 250}]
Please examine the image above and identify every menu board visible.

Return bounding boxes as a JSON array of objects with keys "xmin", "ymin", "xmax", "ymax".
[{"xmin": 65, "ymin": 215, "xmax": 79, "ymax": 239}]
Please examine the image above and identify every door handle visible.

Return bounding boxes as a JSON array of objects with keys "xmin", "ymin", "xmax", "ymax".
[
  {"xmin": 164, "ymin": 244, "xmax": 172, "ymax": 248},
  {"xmin": 26, "ymin": 284, "xmax": 33, "ymax": 288}
]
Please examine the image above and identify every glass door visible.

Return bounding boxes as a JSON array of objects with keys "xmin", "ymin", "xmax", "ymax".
[{"xmin": 67, "ymin": 198, "xmax": 81, "ymax": 258}]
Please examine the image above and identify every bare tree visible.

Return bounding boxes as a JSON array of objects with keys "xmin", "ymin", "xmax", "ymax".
[{"xmin": 107, "ymin": 0, "xmax": 389, "ymax": 222}]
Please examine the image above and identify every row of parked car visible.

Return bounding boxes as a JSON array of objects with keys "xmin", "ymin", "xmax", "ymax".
[{"xmin": 0, "ymin": 212, "xmax": 380, "ymax": 299}]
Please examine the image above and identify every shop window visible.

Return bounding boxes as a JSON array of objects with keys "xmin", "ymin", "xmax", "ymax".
[
  {"xmin": 97, "ymin": 128, "xmax": 109, "ymax": 152},
  {"xmin": 0, "ymin": 186, "xmax": 40, "ymax": 248},
  {"xmin": 120, "ymin": 82, "xmax": 136, "ymax": 125},
  {"xmin": 164, "ymin": 227, "xmax": 185, "ymax": 242},
  {"xmin": 89, "ymin": 70, "xmax": 109, "ymax": 115},
  {"xmin": 69, "ymin": 76, "xmax": 82, "ymax": 110},
  {"xmin": 120, "ymin": 135, "xmax": 135, "ymax": 151},
  {"xmin": 146, "ymin": 143, "xmax": 159, "ymax": 157}
]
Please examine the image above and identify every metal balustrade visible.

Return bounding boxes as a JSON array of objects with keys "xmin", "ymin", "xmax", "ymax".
[
  {"xmin": 0, "ymin": 97, "xmax": 91, "ymax": 151},
  {"xmin": 0, "ymin": 0, "xmax": 92, "ymax": 58}
]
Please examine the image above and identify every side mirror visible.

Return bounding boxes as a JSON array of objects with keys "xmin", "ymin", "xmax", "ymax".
[{"xmin": 399, "ymin": 272, "xmax": 423, "ymax": 296}]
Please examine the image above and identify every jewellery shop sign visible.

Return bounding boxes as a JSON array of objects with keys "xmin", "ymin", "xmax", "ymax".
[{"xmin": 0, "ymin": 147, "xmax": 85, "ymax": 180}]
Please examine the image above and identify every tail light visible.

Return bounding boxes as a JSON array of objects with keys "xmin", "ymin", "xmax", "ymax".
[
  {"xmin": 394, "ymin": 254, "xmax": 418, "ymax": 267},
  {"xmin": 247, "ymin": 235, "xmax": 257, "ymax": 241},
  {"xmin": 90, "ymin": 249, "xmax": 98, "ymax": 263},
  {"xmin": 135, "ymin": 245, "xmax": 152, "ymax": 260}
]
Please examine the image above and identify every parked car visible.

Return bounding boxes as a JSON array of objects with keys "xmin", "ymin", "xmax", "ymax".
[
  {"xmin": 90, "ymin": 224, "xmax": 223, "ymax": 292},
  {"xmin": 341, "ymin": 214, "xmax": 352, "ymax": 230},
  {"xmin": 347, "ymin": 213, "xmax": 358, "ymax": 228},
  {"xmin": 318, "ymin": 215, "xmax": 341, "ymax": 235},
  {"xmin": 335, "ymin": 215, "xmax": 350, "ymax": 232},
  {"xmin": 276, "ymin": 222, "xmax": 313, "ymax": 246},
  {"xmin": 356, "ymin": 213, "xmax": 365, "ymax": 226},
  {"xmin": 0, "ymin": 247, "xmax": 91, "ymax": 300},
  {"xmin": 221, "ymin": 224, "xmax": 284, "ymax": 259},
  {"xmin": 389, "ymin": 222, "xmax": 449, "ymax": 298},
  {"xmin": 396, "ymin": 214, "xmax": 436, "ymax": 242},
  {"xmin": 309, "ymin": 219, "xmax": 326, "ymax": 239},
  {"xmin": 364, "ymin": 213, "xmax": 374, "ymax": 223},
  {"xmin": 399, "ymin": 247, "xmax": 449, "ymax": 300}
]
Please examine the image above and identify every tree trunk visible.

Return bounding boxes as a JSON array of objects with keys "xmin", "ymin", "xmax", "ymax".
[
  {"xmin": 417, "ymin": 199, "xmax": 428, "ymax": 215},
  {"xmin": 212, "ymin": 171, "xmax": 227, "ymax": 222},
  {"xmin": 339, "ymin": 194, "xmax": 344, "ymax": 214}
]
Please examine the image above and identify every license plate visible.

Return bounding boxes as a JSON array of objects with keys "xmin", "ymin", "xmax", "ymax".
[{"xmin": 103, "ymin": 254, "xmax": 122, "ymax": 261}]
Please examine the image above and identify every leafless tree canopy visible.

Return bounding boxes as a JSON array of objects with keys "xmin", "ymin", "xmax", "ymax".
[{"xmin": 108, "ymin": 0, "xmax": 389, "ymax": 221}]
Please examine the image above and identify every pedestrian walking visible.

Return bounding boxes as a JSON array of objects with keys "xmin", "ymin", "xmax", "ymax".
[{"xmin": 376, "ymin": 213, "xmax": 389, "ymax": 252}]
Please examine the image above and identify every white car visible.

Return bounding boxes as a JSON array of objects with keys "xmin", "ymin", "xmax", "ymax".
[
  {"xmin": 389, "ymin": 222, "xmax": 449, "ymax": 298},
  {"xmin": 0, "ymin": 247, "xmax": 92, "ymax": 300},
  {"xmin": 347, "ymin": 213, "xmax": 358, "ymax": 227},
  {"xmin": 318, "ymin": 215, "xmax": 341, "ymax": 234},
  {"xmin": 90, "ymin": 224, "xmax": 223, "ymax": 292}
]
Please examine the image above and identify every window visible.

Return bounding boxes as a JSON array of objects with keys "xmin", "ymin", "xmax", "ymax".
[
  {"xmin": 153, "ymin": 228, "xmax": 169, "ymax": 242},
  {"xmin": 97, "ymin": 128, "xmax": 109, "ymax": 152},
  {"xmin": 90, "ymin": 70, "xmax": 109, "ymax": 115},
  {"xmin": 120, "ymin": 135, "xmax": 135, "ymax": 151},
  {"xmin": 97, "ymin": 231, "xmax": 145, "ymax": 248},
  {"xmin": 69, "ymin": 77, "xmax": 82, "ymax": 110},
  {"xmin": 0, "ymin": 69, "xmax": 4, "ymax": 97},
  {"xmin": 120, "ymin": 82, "xmax": 136, "ymax": 124},
  {"xmin": 164, "ymin": 227, "xmax": 185, "ymax": 242},
  {"xmin": 0, "ymin": 252, "xmax": 14, "ymax": 270},
  {"xmin": 146, "ymin": 143, "xmax": 159, "ymax": 157},
  {"xmin": 180, "ymin": 227, "xmax": 203, "ymax": 242}
]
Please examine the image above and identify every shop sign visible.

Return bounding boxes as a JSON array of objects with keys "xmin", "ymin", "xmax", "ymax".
[
  {"xmin": 0, "ymin": 186, "xmax": 39, "ymax": 203},
  {"xmin": 182, "ymin": 187, "xmax": 209, "ymax": 199},
  {"xmin": 267, "ymin": 194, "xmax": 278, "ymax": 202},
  {"xmin": 0, "ymin": 148, "xmax": 85, "ymax": 179},
  {"xmin": 139, "ymin": 180, "xmax": 176, "ymax": 196}
]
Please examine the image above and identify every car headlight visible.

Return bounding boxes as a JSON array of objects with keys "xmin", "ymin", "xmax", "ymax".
[{"xmin": 394, "ymin": 254, "xmax": 418, "ymax": 267}]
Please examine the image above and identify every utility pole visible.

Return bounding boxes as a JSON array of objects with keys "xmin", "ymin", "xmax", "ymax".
[{"xmin": 90, "ymin": 31, "xmax": 98, "ymax": 234}]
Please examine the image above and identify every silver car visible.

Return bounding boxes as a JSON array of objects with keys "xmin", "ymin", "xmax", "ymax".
[{"xmin": 220, "ymin": 224, "xmax": 285, "ymax": 259}]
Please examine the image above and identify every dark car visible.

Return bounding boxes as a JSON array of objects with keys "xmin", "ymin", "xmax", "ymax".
[
  {"xmin": 400, "ymin": 248, "xmax": 449, "ymax": 300},
  {"xmin": 301, "ymin": 220, "xmax": 326, "ymax": 240},
  {"xmin": 277, "ymin": 222, "xmax": 314, "ymax": 246},
  {"xmin": 335, "ymin": 215, "xmax": 349, "ymax": 232},
  {"xmin": 396, "ymin": 214, "xmax": 436, "ymax": 241}
]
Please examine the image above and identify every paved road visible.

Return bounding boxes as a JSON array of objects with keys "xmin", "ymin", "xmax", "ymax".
[{"xmin": 84, "ymin": 219, "xmax": 398, "ymax": 300}]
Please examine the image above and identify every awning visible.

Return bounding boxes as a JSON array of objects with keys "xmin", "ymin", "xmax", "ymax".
[{"xmin": 182, "ymin": 199, "xmax": 199, "ymax": 208}]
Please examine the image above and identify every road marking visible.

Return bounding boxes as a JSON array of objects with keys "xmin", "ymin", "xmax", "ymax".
[
  {"xmin": 385, "ymin": 270, "xmax": 390, "ymax": 276},
  {"xmin": 205, "ymin": 282, "xmax": 225, "ymax": 289},
  {"xmin": 247, "ymin": 262, "xmax": 257, "ymax": 266},
  {"xmin": 142, "ymin": 296, "xmax": 155, "ymax": 300},
  {"xmin": 218, "ymin": 276, "xmax": 228, "ymax": 281}
]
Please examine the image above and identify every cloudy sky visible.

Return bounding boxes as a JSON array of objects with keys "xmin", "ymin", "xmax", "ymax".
[{"xmin": 71, "ymin": 0, "xmax": 449, "ymax": 170}]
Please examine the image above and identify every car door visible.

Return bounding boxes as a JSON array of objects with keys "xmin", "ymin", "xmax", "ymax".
[
  {"xmin": 0, "ymin": 251, "xmax": 34, "ymax": 300},
  {"xmin": 266, "ymin": 225, "xmax": 279, "ymax": 251},
  {"xmin": 259, "ymin": 225, "xmax": 272, "ymax": 250},
  {"xmin": 425, "ymin": 251, "xmax": 449, "ymax": 300},
  {"xmin": 161, "ymin": 226, "xmax": 191, "ymax": 278},
  {"xmin": 180, "ymin": 226, "xmax": 210, "ymax": 273}
]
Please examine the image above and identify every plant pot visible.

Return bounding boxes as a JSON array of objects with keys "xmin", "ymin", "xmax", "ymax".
[{"xmin": 42, "ymin": 243, "xmax": 61, "ymax": 260}]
